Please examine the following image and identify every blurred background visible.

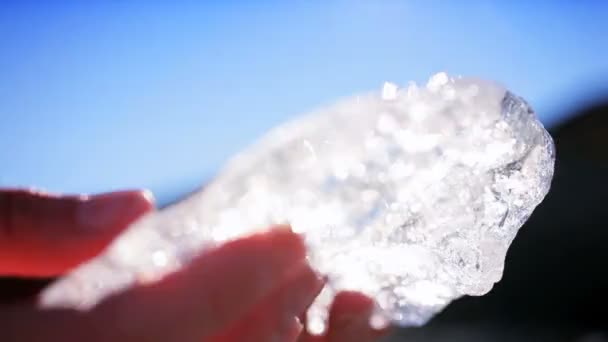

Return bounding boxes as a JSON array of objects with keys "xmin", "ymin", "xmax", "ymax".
[{"xmin": 1, "ymin": 1, "xmax": 607, "ymax": 341}]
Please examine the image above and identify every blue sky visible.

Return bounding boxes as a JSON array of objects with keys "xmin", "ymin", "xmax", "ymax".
[{"xmin": 1, "ymin": 1, "xmax": 607, "ymax": 205}]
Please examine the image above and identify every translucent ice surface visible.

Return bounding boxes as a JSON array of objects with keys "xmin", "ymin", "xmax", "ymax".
[{"xmin": 41, "ymin": 73, "xmax": 555, "ymax": 334}]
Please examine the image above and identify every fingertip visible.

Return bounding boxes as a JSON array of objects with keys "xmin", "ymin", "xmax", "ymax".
[
  {"xmin": 213, "ymin": 226, "xmax": 309, "ymax": 297},
  {"xmin": 327, "ymin": 292, "xmax": 381, "ymax": 342},
  {"xmin": 0, "ymin": 188, "xmax": 155, "ymax": 276},
  {"xmin": 76, "ymin": 189, "xmax": 154, "ymax": 234},
  {"xmin": 139, "ymin": 189, "xmax": 156, "ymax": 208},
  {"xmin": 263, "ymin": 225, "xmax": 307, "ymax": 260},
  {"xmin": 232, "ymin": 225, "xmax": 307, "ymax": 266}
]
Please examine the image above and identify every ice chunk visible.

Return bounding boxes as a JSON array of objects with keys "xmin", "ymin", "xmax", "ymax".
[{"xmin": 41, "ymin": 74, "xmax": 555, "ymax": 333}]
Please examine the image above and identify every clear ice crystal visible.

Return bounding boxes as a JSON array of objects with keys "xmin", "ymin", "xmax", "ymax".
[{"xmin": 41, "ymin": 73, "xmax": 555, "ymax": 333}]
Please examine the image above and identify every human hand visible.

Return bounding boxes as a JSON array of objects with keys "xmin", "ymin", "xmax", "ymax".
[{"xmin": 0, "ymin": 189, "xmax": 388, "ymax": 341}]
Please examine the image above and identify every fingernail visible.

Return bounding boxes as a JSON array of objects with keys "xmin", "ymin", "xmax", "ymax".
[{"xmin": 78, "ymin": 190, "xmax": 155, "ymax": 231}]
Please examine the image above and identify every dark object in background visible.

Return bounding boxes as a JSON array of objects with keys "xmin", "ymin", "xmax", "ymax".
[{"xmin": 385, "ymin": 100, "xmax": 608, "ymax": 341}]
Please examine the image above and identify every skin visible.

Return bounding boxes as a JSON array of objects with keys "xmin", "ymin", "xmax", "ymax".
[{"xmin": 0, "ymin": 189, "xmax": 388, "ymax": 341}]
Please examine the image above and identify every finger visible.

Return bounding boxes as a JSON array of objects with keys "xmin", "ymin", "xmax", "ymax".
[
  {"xmin": 325, "ymin": 292, "xmax": 388, "ymax": 342},
  {"xmin": 209, "ymin": 260, "xmax": 324, "ymax": 342},
  {"xmin": 96, "ymin": 227, "xmax": 308, "ymax": 341},
  {"xmin": 0, "ymin": 189, "xmax": 154, "ymax": 277},
  {"xmin": 2, "ymin": 228, "xmax": 308, "ymax": 342}
]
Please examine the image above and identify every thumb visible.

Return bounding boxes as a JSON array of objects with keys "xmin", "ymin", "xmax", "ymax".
[{"xmin": 0, "ymin": 189, "xmax": 154, "ymax": 277}]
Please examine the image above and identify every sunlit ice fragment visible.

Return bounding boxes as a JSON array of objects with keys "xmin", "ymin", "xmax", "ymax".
[{"xmin": 41, "ymin": 73, "xmax": 555, "ymax": 334}]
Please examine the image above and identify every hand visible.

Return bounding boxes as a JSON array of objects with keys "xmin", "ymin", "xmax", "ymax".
[{"xmin": 0, "ymin": 189, "xmax": 388, "ymax": 341}]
